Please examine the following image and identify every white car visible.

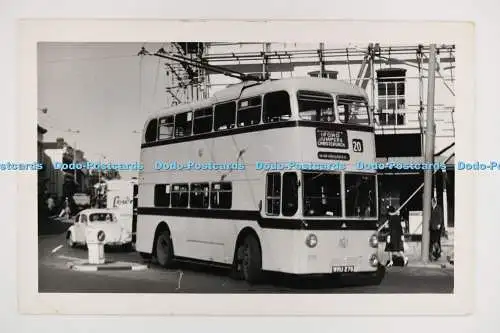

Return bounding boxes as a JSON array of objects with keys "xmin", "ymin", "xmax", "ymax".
[{"xmin": 66, "ymin": 209, "xmax": 132, "ymax": 249}]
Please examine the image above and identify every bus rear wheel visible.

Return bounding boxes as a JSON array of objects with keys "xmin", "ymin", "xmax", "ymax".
[
  {"xmin": 155, "ymin": 230, "xmax": 175, "ymax": 268},
  {"xmin": 236, "ymin": 234, "xmax": 263, "ymax": 284}
]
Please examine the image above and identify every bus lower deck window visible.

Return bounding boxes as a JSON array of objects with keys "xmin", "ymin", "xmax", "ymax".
[
  {"xmin": 210, "ymin": 182, "xmax": 232, "ymax": 209},
  {"xmin": 190, "ymin": 183, "xmax": 209, "ymax": 208},
  {"xmin": 344, "ymin": 174, "xmax": 377, "ymax": 218},
  {"xmin": 171, "ymin": 184, "xmax": 189, "ymax": 207},
  {"xmin": 266, "ymin": 173, "xmax": 281, "ymax": 215},
  {"xmin": 302, "ymin": 172, "xmax": 341, "ymax": 217},
  {"xmin": 154, "ymin": 184, "xmax": 170, "ymax": 207},
  {"xmin": 282, "ymin": 172, "xmax": 298, "ymax": 216}
]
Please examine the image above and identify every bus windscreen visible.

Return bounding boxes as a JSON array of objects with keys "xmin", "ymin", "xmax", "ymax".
[
  {"xmin": 302, "ymin": 172, "xmax": 342, "ymax": 217},
  {"xmin": 344, "ymin": 174, "xmax": 377, "ymax": 218}
]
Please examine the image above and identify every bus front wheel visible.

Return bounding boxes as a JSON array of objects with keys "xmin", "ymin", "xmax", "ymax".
[
  {"xmin": 155, "ymin": 230, "xmax": 175, "ymax": 268},
  {"xmin": 236, "ymin": 234, "xmax": 263, "ymax": 284}
]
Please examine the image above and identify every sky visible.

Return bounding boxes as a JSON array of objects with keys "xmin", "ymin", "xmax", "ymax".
[{"xmin": 38, "ymin": 42, "xmax": 170, "ymax": 178}]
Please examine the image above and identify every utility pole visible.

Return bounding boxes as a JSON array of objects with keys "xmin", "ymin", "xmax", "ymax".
[{"xmin": 421, "ymin": 44, "xmax": 437, "ymax": 263}]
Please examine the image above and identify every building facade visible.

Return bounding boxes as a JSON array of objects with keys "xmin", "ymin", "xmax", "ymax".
[{"xmin": 42, "ymin": 137, "xmax": 91, "ymax": 201}]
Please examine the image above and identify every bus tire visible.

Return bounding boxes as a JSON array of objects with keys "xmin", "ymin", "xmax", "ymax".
[
  {"xmin": 239, "ymin": 234, "xmax": 263, "ymax": 284},
  {"xmin": 155, "ymin": 230, "xmax": 175, "ymax": 268}
]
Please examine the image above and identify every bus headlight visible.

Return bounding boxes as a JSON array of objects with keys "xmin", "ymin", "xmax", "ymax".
[
  {"xmin": 305, "ymin": 234, "xmax": 318, "ymax": 248},
  {"xmin": 369, "ymin": 254, "xmax": 379, "ymax": 267},
  {"xmin": 369, "ymin": 234, "xmax": 379, "ymax": 248}
]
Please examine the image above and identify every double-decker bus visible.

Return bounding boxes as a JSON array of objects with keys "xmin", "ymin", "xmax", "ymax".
[{"xmin": 134, "ymin": 77, "xmax": 383, "ymax": 284}]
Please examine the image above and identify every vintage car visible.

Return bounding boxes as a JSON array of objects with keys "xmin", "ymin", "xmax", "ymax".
[{"xmin": 66, "ymin": 208, "xmax": 132, "ymax": 248}]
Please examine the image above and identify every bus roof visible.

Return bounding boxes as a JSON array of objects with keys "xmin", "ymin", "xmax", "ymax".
[{"xmin": 145, "ymin": 77, "xmax": 368, "ymax": 123}]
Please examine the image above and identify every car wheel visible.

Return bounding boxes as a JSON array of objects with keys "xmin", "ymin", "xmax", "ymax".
[
  {"xmin": 237, "ymin": 234, "xmax": 263, "ymax": 284},
  {"xmin": 66, "ymin": 233, "xmax": 75, "ymax": 248},
  {"xmin": 155, "ymin": 230, "xmax": 175, "ymax": 268}
]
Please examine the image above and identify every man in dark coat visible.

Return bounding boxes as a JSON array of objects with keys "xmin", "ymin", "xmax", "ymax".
[{"xmin": 429, "ymin": 197, "xmax": 443, "ymax": 260}]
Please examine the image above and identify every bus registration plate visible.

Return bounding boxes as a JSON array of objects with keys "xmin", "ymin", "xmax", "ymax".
[{"xmin": 332, "ymin": 265, "xmax": 355, "ymax": 273}]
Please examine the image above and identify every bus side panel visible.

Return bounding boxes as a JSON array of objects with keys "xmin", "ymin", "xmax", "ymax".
[{"xmin": 135, "ymin": 214, "xmax": 159, "ymax": 255}]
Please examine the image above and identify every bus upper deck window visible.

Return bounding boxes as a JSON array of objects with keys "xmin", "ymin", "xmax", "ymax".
[
  {"xmin": 297, "ymin": 91, "xmax": 335, "ymax": 122},
  {"xmin": 237, "ymin": 96, "xmax": 262, "ymax": 127},
  {"xmin": 174, "ymin": 111, "xmax": 193, "ymax": 137},
  {"xmin": 193, "ymin": 108, "xmax": 213, "ymax": 134},
  {"xmin": 158, "ymin": 116, "xmax": 174, "ymax": 140},
  {"xmin": 145, "ymin": 118, "xmax": 158, "ymax": 143},
  {"xmin": 337, "ymin": 96, "xmax": 371, "ymax": 125},
  {"xmin": 263, "ymin": 91, "xmax": 291, "ymax": 123},
  {"xmin": 214, "ymin": 102, "xmax": 236, "ymax": 131}
]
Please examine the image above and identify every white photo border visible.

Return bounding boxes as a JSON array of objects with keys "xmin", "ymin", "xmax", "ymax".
[{"xmin": 18, "ymin": 19, "xmax": 475, "ymax": 316}]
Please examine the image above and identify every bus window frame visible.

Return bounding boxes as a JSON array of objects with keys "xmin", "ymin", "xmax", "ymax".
[
  {"xmin": 210, "ymin": 182, "xmax": 232, "ymax": 209},
  {"xmin": 237, "ymin": 95, "xmax": 263, "ymax": 127},
  {"xmin": 174, "ymin": 111, "xmax": 194, "ymax": 138},
  {"xmin": 193, "ymin": 107, "xmax": 214, "ymax": 135},
  {"xmin": 343, "ymin": 172, "xmax": 378, "ymax": 219},
  {"xmin": 190, "ymin": 182, "xmax": 210, "ymax": 209},
  {"xmin": 158, "ymin": 115, "xmax": 175, "ymax": 141},
  {"xmin": 265, "ymin": 172, "xmax": 282, "ymax": 216},
  {"xmin": 154, "ymin": 183, "xmax": 171, "ymax": 207},
  {"xmin": 144, "ymin": 117, "xmax": 159, "ymax": 143},
  {"xmin": 336, "ymin": 95, "xmax": 372, "ymax": 126},
  {"xmin": 213, "ymin": 101, "xmax": 237, "ymax": 131},
  {"xmin": 301, "ymin": 171, "xmax": 343, "ymax": 218},
  {"xmin": 262, "ymin": 90, "xmax": 292, "ymax": 124},
  {"xmin": 297, "ymin": 90, "xmax": 336, "ymax": 123},
  {"xmin": 171, "ymin": 183, "xmax": 189, "ymax": 208},
  {"xmin": 282, "ymin": 172, "xmax": 299, "ymax": 217}
]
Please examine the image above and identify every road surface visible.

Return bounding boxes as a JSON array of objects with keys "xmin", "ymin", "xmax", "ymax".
[{"xmin": 38, "ymin": 232, "xmax": 454, "ymax": 293}]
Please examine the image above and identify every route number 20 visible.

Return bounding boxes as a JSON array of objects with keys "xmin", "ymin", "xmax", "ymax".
[{"xmin": 352, "ymin": 139, "xmax": 363, "ymax": 152}]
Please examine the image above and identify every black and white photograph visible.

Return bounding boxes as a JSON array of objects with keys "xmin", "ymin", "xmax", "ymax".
[
  {"xmin": 17, "ymin": 20, "xmax": 475, "ymax": 316},
  {"xmin": 36, "ymin": 40, "xmax": 456, "ymax": 293}
]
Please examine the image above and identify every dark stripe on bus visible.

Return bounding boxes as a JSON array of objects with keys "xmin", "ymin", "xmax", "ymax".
[
  {"xmin": 137, "ymin": 207, "xmax": 378, "ymax": 231},
  {"xmin": 140, "ymin": 121, "xmax": 374, "ymax": 149}
]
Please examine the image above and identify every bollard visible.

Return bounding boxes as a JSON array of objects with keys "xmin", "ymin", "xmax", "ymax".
[{"xmin": 87, "ymin": 229, "xmax": 106, "ymax": 265}]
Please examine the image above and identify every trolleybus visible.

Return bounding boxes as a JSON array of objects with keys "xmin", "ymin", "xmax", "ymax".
[{"xmin": 134, "ymin": 77, "xmax": 384, "ymax": 284}]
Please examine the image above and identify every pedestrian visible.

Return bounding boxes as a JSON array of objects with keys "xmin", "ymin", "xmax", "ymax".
[
  {"xmin": 47, "ymin": 195, "xmax": 55, "ymax": 216},
  {"xmin": 385, "ymin": 206, "xmax": 408, "ymax": 267},
  {"xmin": 58, "ymin": 197, "xmax": 71, "ymax": 219},
  {"xmin": 429, "ymin": 197, "xmax": 443, "ymax": 261}
]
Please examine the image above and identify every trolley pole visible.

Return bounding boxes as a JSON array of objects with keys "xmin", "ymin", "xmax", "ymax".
[{"xmin": 421, "ymin": 44, "xmax": 437, "ymax": 263}]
